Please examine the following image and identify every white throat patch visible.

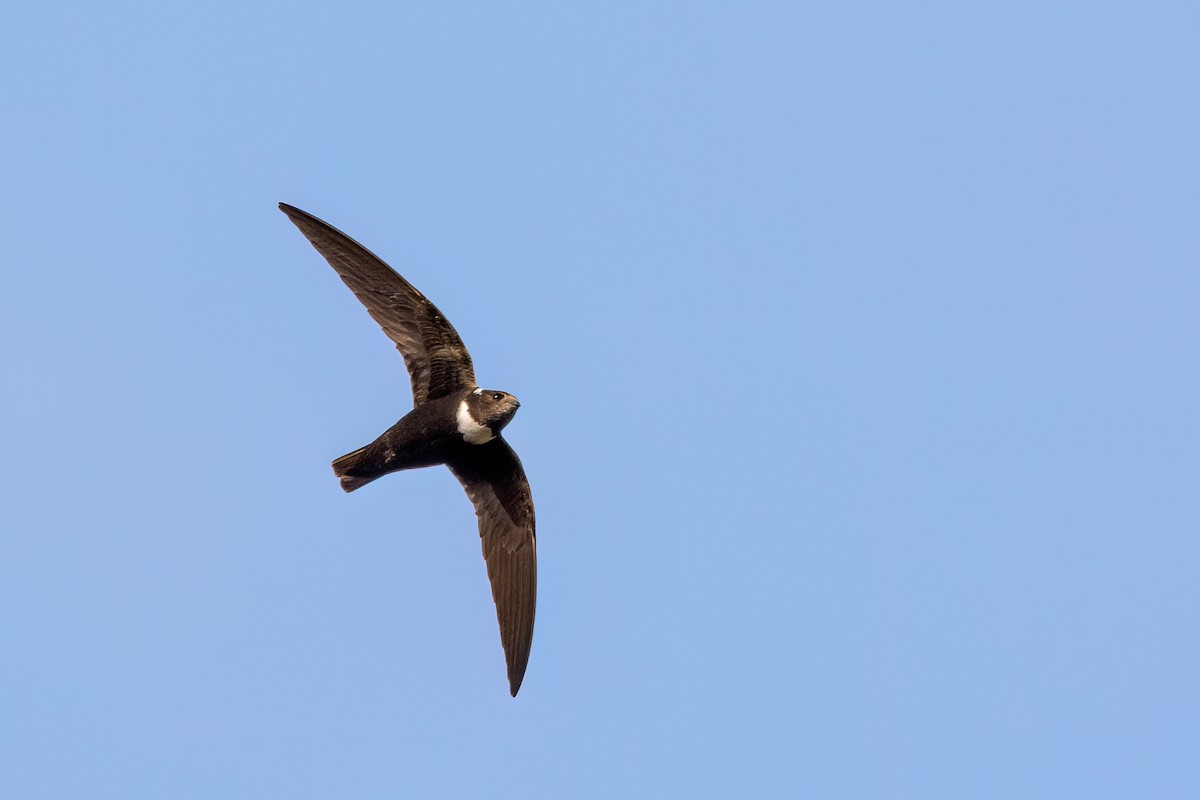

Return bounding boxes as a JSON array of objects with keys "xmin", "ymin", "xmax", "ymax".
[{"xmin": 457, "ymin": 399, "xmax": 495, "ymax": 445}]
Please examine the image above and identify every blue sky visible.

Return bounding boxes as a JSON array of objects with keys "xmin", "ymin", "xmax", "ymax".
[{"xmin": 2, "ymin": 2, "xmax": 1197, "ymax": 797}]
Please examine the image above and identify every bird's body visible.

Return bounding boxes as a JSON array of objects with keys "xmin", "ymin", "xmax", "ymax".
[
  {"xmin": 279, "ymin": 203, "xmax": 536, "ymax": 696},
  {"xmin": 332, "ymin": 389, "xmax": 520, "ymax": 492}
]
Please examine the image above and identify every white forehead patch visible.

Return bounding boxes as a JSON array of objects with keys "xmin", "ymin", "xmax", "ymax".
[{"xmin": 457, "ymin": 399, "xmax": 495, "ymax": 445}]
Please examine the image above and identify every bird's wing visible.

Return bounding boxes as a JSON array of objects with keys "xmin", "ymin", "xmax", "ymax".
[
  {"xmin": 279, "ymin": 203, "xmax": 476, "ymax": 405},
  {"xmin": 446, "ymin": 438, "xmax": 536, "ymax": 696}
]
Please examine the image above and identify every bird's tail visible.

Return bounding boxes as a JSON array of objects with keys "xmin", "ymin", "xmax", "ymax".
[{"xmin": 331, "ymin": 446, "xmax": 382, "ymax": 493}]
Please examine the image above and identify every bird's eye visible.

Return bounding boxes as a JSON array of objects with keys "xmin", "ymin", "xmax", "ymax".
[{"xmin": 492, "ymin": 393, "xmax": 504, "ymax": 401}]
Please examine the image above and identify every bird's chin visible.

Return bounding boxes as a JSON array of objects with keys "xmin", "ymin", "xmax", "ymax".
[{"xmin": 491, "ymin": 411, "xmax": 517, "ymax": 433}]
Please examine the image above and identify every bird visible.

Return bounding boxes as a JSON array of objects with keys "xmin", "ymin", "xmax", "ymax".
[{"xmin": 279, "ymin": 203, "xmax": 536, "ymax": 697}]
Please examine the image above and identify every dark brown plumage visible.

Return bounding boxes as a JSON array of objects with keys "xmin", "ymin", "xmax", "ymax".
[
  {"xmin": 278, "ymin": 204, "xmax": 475, "ymax": 404},
  {"xmin": 279, "ymin": 202, "xmax": 537, "ymax": 696}
]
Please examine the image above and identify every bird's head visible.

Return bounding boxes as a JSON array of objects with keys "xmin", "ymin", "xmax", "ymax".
[
  {"xmin": 474, "ymin": 388, "xmax": 520, "ymax": 429},
  {"xmin": 458, "ymin": 388, "xmax": 521, "ymax": 444}
]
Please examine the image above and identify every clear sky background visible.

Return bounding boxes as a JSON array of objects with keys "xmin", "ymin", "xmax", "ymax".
[{"xmin": 2, "ymin": 2, "xmax": 1197, "ymax": 798}]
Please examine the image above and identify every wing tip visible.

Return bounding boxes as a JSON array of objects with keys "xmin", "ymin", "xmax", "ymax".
[
  {"xmin": 278, "ymin": 201, "xmax": 304, "ymax": 219},
  {"xmin": 506, "ymin": 648, "xmax": 531, "ymax": 697}
]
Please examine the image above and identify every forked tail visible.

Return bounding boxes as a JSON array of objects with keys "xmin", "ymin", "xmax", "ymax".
[{"xmin": 331, "ymin": 446, "xmax": 381, "ymax": 493}]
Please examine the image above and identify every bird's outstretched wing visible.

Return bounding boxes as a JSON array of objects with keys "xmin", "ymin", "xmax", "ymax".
[
  {"xmin": 279, "ymin": 203, "xmax": 476, "ymax": 405},
  {"xmin": 446, "ymin": 438, "xmax": 537, "ymax": 696}
]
